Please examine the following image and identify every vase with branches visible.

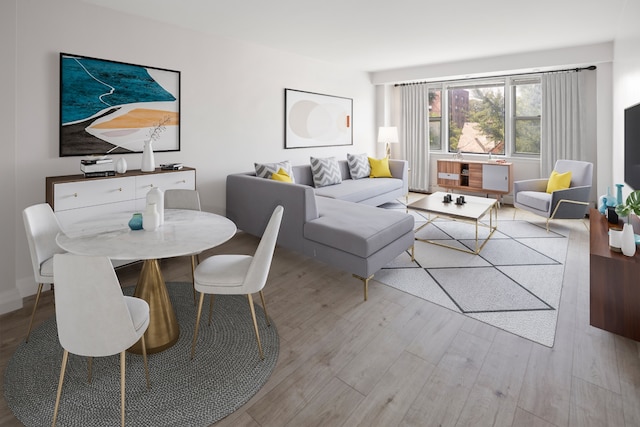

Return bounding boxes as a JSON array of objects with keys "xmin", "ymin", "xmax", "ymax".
[{"xmin": 141, "ymin": 115, "xmax": 170, "ymax": 172}]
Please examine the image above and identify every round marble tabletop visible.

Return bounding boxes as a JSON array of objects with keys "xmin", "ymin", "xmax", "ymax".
[{"xmin": 56, "ymin": 209, "xmax": 237, "ymax": 260}]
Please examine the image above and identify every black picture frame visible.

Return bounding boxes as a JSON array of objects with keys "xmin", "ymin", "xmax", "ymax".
[
  {"xmin": 284, "ymin": 89, "xmax": 353, "ymax": 149},
  {"xmin": 59, "ymin": 53, "xmax": 181, "ymax": 157}
]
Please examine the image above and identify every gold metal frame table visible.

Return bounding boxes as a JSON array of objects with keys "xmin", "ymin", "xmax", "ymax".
[
  {"xmin": 56, "ymin": 209, "xmax": 237, "ymax": 353},
  {"xmin": 408, "ymin": 191, "xmax": 498, "ymax": 255}
]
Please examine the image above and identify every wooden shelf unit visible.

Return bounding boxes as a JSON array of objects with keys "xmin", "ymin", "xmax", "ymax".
[
  {"xmin": 589, "ymin": 208, "xmax": 640, "ymax": 341},
  {"xmin": 436, "ymin": 159, "xmax": 513, "ymax": 196}
]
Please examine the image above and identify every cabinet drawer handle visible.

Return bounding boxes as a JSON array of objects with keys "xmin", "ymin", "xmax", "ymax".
[
  {"xmin": 118, "ymin": 187, "xmax": 123, "ymax": 191},
  {"xmin": 73, "ymin": 193, "xmax": 78, "ymax": 198}
]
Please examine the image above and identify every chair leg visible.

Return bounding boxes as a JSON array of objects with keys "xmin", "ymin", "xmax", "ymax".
[
  {"xmin": 87, "ymin": 357, "xmax": 93, "ymax": 383},
  {"xmin": 190, "ymin": 255, "xmax": 197, "ymax": 305},
  {"xmin": 52, "ymin": 349, "xmax": 69, "ymax": 427},
  {"xmin": 141, "ymin": 334, "xmax": 150, "ymax": 389},
  {"xmin": 25, "ymin": 283, "xmax": 43, "ymax": 343},
  {"xmin": 247, "ymin": 294, "xmax": 264, "ymax": 360},
  {"xmin": 353, "ymin": 274, "xmax": 373, "ymax": 301},
  {"xmin": 191, "ymin": 292, "xmax": 206, "ymax": 359},
  {"xmin": 120, "ymin": 351, "xmax": 126, "ymax": 427},
  {"xmin": 259, "ymin": 291, "xmax": 270, "ymax": 327}
]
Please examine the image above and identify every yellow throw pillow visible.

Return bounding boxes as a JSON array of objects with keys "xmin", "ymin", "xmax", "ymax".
[
  {"xmin": 271, "ymin": 168, "xmax": 292, "ymax": 183},
  {"xmin": 546, "ymin": 170, "xmax": 572, "ymax": 193},
  {"xmin": 368, "ymin": 156, "xmax": 392, "ymax": 178}
]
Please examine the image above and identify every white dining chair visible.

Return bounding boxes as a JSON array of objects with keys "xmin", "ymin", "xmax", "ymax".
[
  {"xmin": 164, "ymin": 189, "xmax": 202, "ymax": 303},
  {"xmin": 22, "ymin": 203, "xmax": 66, "ymax": 342},
  {"xmin": 191, "ymin": 205, "xmax": 284, "ymax": 360},
  {"xmin": 51, "ymin": 254, "xmax": 150, "ymax": 427}
]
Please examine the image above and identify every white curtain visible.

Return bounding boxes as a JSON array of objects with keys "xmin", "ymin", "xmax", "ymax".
[
  {"xmin": 540, "ymin": 71, "xmax": 586, "ymax": 176},
  {"xmin": 399, "ymin": 84, "xmax": 430, "ymax": 192}
]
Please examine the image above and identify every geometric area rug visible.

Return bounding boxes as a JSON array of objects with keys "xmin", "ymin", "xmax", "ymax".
[
  {"xmin": 375, "ymin": 203, "xmax": 569, "ymax": 347},
  {"xmin": 4, "ymin": 282, "xmax": 279, "ymax": 427}
]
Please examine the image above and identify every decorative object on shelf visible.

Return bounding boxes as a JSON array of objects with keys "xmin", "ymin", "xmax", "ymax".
[
  {"xmin": 115, "ymin": 157, "xmax": 127, "ymax": 174},
  {"xmin": 616, "ymin": 183, "xmax": 624, "ymax": 207},
  {"xmin": 615, "ymin": 190, "xmax": 640, "ymax": 220},
  {"xmin": 141, "ymin": 115, "xmax": 171, "ymax": 173},
  {"xmin": 128, "ymin": 213, "xmax": 143, "ymax": 230},
  {"xmin": 146, "ymin": 186, "xmax": 165, "ymax": 225},
  {"xmin": 606, "ymin": 206, "xmax": 619, "ymax": 224},
  {"xmin": 377, "ymin": 126, "xmax": 399, "ymax": 158},
  {"xmin": 609, "ymin": 229, "xmax": 622, "ymax": 252},
  {"xmin": 621, "ymin": 222, "xmax": 637, "ymax": 256},
  {"xmin": 143, "ymin": 203, "xmax": 160, "ymax": 231}
]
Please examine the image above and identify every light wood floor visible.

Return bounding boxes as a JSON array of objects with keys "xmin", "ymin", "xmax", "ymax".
[{"xmin": 2, "ymin": 203, "xmax": 640, "ymax": 426}]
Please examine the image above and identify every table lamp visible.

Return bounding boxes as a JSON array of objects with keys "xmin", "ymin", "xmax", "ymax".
[{"xmin": 378, "ymin": 126, "xmax": 399, "ymax": 158}]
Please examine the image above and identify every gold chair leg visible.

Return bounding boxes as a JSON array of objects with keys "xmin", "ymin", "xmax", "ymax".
[
  {"xmin": 120, "ymin": 351, "xmax": 126, "ymax": 427},
  {"xmin": 25, "ymin": 283, "xmax": 43, "ymax": 343},
  {"xmin": 259, "ymin": 290, "xmax": 271, "ymax": 327},
  {"xmin": 190, "ymin": 255, "xmax": 197, "ymax": 305},
  {"xmin": 191, "ymin": 292, "xmax": 206, "ymax": 359},
  {"xmin": 87, "ymin": 357, "xmax": 93, "ymax": 383},
  {"xmin": 247, "ymin": 294, "xmax": 264, "ymax": 360},
  {"xmin": 52, "ymin": 349, "xmax": 69, "ymax": 427},
  {"xmin": 141, "ymin": 334, "xmax": 150, "ymax": 389}
]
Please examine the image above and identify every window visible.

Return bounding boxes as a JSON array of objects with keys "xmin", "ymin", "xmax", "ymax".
[
  {"xmin": 428, "ymin": 88, "xmax": 442, "ymax": 150},
  {"xmin": 425, "ymin": 76, "xmax": 541, "ymax": 157},
  {"xmin": 512, "ymin": 80, "xmax": 541, "ymax": 155},
  {"xmin": 447, "ymin": 82, "xmax": 504, "ymax": 155}
]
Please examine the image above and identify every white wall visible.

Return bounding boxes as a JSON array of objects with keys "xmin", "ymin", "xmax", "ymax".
[
  {"xmin": 1, "ymin": 0, "xmax": 375, "ymax": 314},
  {"xmin": 613, "ymin": 0, "xmax": 640, "ymax": 199}
]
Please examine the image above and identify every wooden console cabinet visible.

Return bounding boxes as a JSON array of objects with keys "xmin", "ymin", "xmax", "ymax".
[
  {"xmin": 437, "ymin": 159, "xmax": 513, "ymax": 196},
  {"xmin": 589, "ymin": 208, "xmax": 640, "ymax": 341}
]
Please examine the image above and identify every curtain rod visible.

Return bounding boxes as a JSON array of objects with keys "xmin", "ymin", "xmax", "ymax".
[{"xmin": 393, "ymin": 65, "xmax": 597, "ymax": 87}]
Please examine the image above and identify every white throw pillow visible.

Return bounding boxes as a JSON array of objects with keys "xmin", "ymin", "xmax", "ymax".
[
  {"xmin": 310, "ymin": 156, "xmax": 342, "ymax": 188},
  {"xmin": 346, "ymin": 153, "xmax": 371, "ymax": 180},
  {"xmin": 254, "ymin": 160, "xmax": 295, "ymax": 183}
]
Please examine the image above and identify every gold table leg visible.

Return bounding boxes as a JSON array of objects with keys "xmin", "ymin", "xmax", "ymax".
[{"xmin": 128, "ymin": 259, "xmax": 180, "ymax": 354}]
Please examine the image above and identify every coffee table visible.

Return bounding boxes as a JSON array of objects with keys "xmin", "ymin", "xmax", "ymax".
[{"xmin": 408, "ymin": 191, "xmax": 498, "ymax": 254}]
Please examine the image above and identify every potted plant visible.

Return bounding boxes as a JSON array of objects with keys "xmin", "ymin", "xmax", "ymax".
[{"xmin": 615, "ymin": 190, "xmax": 640, "ymax": 218}]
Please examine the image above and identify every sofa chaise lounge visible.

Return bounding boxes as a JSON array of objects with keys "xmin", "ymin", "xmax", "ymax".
[{"xmin": 226, "ymin": 159, "xmax": 415, "ymax": 300}]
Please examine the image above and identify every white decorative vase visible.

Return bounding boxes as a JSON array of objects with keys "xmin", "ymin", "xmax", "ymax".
[
  {"xmin": 141, "ymin": 140, "xmax": 155, "ymax": 172},
  {"xmin": 621, "ymin": 222, "xmax": 636, "ymax": 257},
  {"xmin": 146, "ymin": 187, "xmax": 164, "ymax": 225},
  {"xmin": 115, "ymin": 157, "xmax": 127, "ymax": 174},
  {"xmin": 143, "ymin": 202, "xmax": 160, "ymax": 231}
]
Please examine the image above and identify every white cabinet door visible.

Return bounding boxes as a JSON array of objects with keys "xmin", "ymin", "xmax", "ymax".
[
  {"xmin": 53, "ymin": 177, "xmax": 135, "ymax": 212},
  {"xmin": 135, "ymin": 170, "xmax": 196, "ymax": 200},
  {"xmin": 482, "ymin": 164, "xmax": 509, "ymax": 192}
]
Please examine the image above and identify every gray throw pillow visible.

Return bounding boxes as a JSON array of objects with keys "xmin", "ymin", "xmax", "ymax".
[
  {"xmin": 254, "ymin": 160, "xmax": 295, "ymax": 183},
  {"xmin": 310, "ymin": 156, "xmax": 342, "ymax": 188},
  {"xmin": 347, "ymin": 153, "xmax": 371, "ymax": 179}
]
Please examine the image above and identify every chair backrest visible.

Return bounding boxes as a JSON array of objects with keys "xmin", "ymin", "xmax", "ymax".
[
  {"xmin": 243, "ymin": 205, "xmax": 284, "ymax": 293},
  {"xmin": 22, "ymin": 203, "xmax": 65, "ymax": 282},
  {"xmin": 164, "ymin": 189, "xmax": 201, "ymax": 211},
  {"xmin": 53, "ymin": 254, "xmax": 144, "ymax": 357},
  {"xmin": 554, "ymin": 160, "xmax": 593, "ymax": 188}
]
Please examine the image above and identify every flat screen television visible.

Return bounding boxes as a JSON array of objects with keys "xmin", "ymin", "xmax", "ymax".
[{"xmin": 625, "ymin": 102, "xmax": 640, "ymax": 190}]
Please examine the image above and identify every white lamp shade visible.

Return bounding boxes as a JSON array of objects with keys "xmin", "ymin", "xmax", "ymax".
[{"xmin": 377, "ymin": 127, "xmax": 399, "ymax": 144}]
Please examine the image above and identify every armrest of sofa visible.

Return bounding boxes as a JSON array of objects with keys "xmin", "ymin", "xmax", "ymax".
[
  {"xmin": 226, "ymin": 173, "xmax": 318, "ymax": 252},
  {"xmin": 388, "ymin": 159, "xmax": 409, "ymax": 194}
]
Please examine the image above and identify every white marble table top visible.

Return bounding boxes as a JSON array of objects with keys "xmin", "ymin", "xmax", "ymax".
[{"xmin": 56, "ymin": 209, "xmax": 237, "ymax": 260}]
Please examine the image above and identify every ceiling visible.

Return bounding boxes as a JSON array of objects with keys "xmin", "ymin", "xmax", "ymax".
[{"xmin": 81, "ymin": 0, "xmax": 626, "ymax": 72}]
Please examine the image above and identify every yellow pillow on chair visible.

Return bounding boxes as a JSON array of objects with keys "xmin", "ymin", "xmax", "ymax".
[
  {"xmin": 546, "ymin": 170, "xmax": 572, "ymax": 193},
  {"xmin": 368, "ymin": 157, "xmax": 393, "ymax": 178},
  {"xmin": 271, "ymin": 168, "xmax": 292, "ymax": 182}
]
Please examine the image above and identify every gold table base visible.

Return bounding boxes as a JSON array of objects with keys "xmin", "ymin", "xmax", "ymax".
[{"xmin": 128, "ymin": 259, "xmax": 180, "ymax": 354}]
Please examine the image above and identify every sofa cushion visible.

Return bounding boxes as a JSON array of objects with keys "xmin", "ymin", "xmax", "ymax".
[
  {"xmin": 314, "ymin": 178, "xmax": 403, "ymax": 203},
  {"xmin": 516, "ymin": 190, "xmax": 551, "ymax": 213},
  {"xmin": 255, "ymin": 160, "xmax": 296, "ymax": 183},
  {"xmin": 368, "ymin": 156, "xmax": 393, "ymax": 178},
  {"xmin": 305, "ymin": 198, "xmax": 414, "ymax": 258},
  {"xmin": 271, "ymin": 168, "xmax": 292, "ymax": 182},
  {"xmin": 347, "ymin": 153, "xmax": 371, "ymax": 179},
  {"xmin": 310, "ymin": 156, "xmax": 342, "ymax": 188}
]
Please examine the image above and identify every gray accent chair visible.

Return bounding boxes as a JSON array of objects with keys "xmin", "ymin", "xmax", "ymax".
[{"xmin": 513, "ymin": 159, "xmax": 593, "ymax": 230}]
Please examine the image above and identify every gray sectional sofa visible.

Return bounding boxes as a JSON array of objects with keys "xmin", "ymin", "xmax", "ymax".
[{"xmin": 226, "ymin": 159, "xmax": 415, "ymax": 300}]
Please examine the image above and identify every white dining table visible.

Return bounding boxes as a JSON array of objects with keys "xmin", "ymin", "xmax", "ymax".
[{"xmin": 56, "ymin": 209, "xmax": 237, "ymax": 353}]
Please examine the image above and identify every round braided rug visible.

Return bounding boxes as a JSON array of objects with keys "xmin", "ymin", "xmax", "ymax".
[{"xmin": 4, "ymin": 282, "xmax": 279, "ymax": 426}]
